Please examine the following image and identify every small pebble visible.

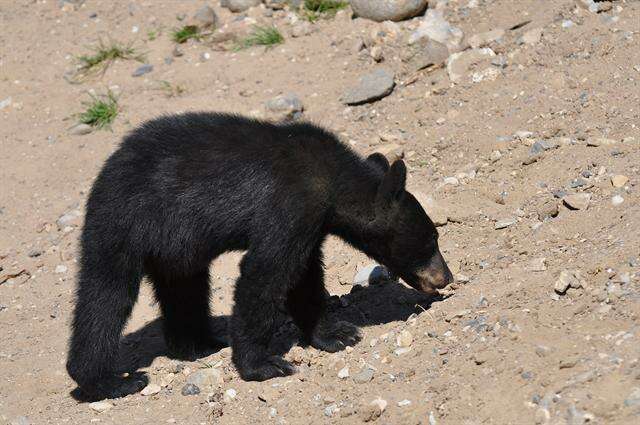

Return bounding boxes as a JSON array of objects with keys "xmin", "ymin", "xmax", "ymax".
[
  {"xmin": 181, "ymin": 383, "xmax": 200, "ymax": 396},
  {"xmin": 337, "ymin": 366, "xmax": 350, "ymax": 379},
  {"xmin": 396, "ymin": 330, "xmax": 413, "ymax": 348},
  {"xmin": 495, "ymin": 218, "xmax": 516, "ymax": 230},
  {"xmin": 132, "ymin": 64, "xmax": 153, "ymax": 77},
  {"xmin": 611, "ymin": 195, "xmax": 624, "ymax": 206},
  {"xmin": 353, "ymin": 367, "xmax": 374, "ymax": 384},
  {"xmin": 224, "ymin": 388, "xmax": 237, "ymax": 401},
  {"xmin": 89, "ymin": 401, "xmax": 113, "ymax": 413},
  {"xmin": 141, "ymin": 383, "xmax": 161, "ymax": 396},
  {"xmin": 611, "ymin": 175, "xmax": 629, "ymax": 188}
]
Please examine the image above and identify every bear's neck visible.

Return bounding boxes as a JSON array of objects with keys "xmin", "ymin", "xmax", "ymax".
[{"xmin": 328, "ymin": 162, "xmax": 381, "ymax": 257}]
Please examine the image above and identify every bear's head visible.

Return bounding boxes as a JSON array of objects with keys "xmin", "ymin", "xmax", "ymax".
[{"xmin": 366, "ymin": 153, "xmax": 453, "ymax": 294}]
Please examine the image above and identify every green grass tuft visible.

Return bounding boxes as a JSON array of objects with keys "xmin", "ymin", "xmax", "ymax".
[
  {"xmin": 172, "ymin": 25, "xmax": 201, "ymax": 43},
  {"xmin": 76, "ymin": 40, "xmax": 144, "ymax": 78},
  {"xmin": 235, "ymin": 25, "xmax": 284, "ymax": 50},
  {"xmin": 78, "ymin": 91, "xmax": 119, "ymax": 130},
  {"xmin": 302, "ymin": 0, "xmax": 349, "ymax": 21}
]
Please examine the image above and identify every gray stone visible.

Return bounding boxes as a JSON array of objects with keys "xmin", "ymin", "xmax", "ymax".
[
  {"xmin": 569, "ymin": 178, "xmax": 587, "ymax": 188},
  {"xmin": 0, "ymin": 97, "xmax": 12, "ymax": 110},
  {"xmin": 186, "ymin": 368, "xmax": 224, "ymax": 389},
  {"xmin": 69, "ymin": 123, "xmax": 93, "ymax": 135},
  {"xmin": 56, "ymin": 209, "xmax": 82, "ymax": 230},
  {"xmin": 408, "ymin": 9, "xmax": 465, "ymax": 52},
  {"xmin": 354, "ymin": 264, "xmax": 394, "ymax": 286},
  {"xmin": 341, "ymin": 69, "xmax": 395, "ymax": 105},
  {"xmin": 350, "ymin": 0, "xmax": 428, "ymax": 22},
  {"xmin": 353, "ymin": 367, "xmax": 375, "ymax": 384},
  {"xmin": 221, "ymin": 0, "xmax": 261, "ymax": 13},
  {"xmin": 181, "ymin": 383, "xmax": 201, "ymax": 396},
  {"xmin": 10, "ymin": 417, "xmax": 30, "ymax": 425},
  {"xmin": 132, "ymin": 64, "xmax": 153, "ymax": 77},
  {"xmin": 529, "ymin": 140, "xmax": 557, "ymax": 155},
  {"xmin": 624, "ymin": 387, "xmax": 640, "ymax": 407},
  {"xmin": 194, "ymin": 5, "xmax": 218, "ymax": 27},
  {"xmin": 265, "ymin": 93, "xmax": 304, "ymax": 119},
  {"xmin": 405, "ymin": 39, "xmax": 450, "ymax": 71},
  {"xmin": 495, "ymin": 218, "xmax": 516, "ymax": 230},
  {"xmin": 468, "ymin": 29, "xmax": 505, "ymax": 49}
]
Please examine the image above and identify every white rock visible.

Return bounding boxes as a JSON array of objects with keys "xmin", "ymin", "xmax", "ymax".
[
  {"xmin": 141, "ymin": 383, "xmax": 161, "ymax": 396},
  {"xmin": 612, "ymin": 195, "xmax": 624, "ymax": 206},
  {"xmin": 55, "ymin": 265, "xmax": 68, "ymax": 274},
  {"xmin": 409, "ymin": 9, "xmax": 465, "ymax": 52},
  {"xmin": 398, "ymin": 399, "xmax": 412, "ymax": 406},
  {"xmin": 447, "ymin": 48, "xmax": 496, "ymax": 83},
  {"xmin": 353, "ymin": 264, "xmax": 394, "ymax": 286},
  {"xmin": 337, "ymin": 366, "xmax": 350, "ymax": 379},
  {"xmin": 186, "ymin": 368, "xmax": 224, "ymax": 389},
  {"xmin": 224, "ymin": 388, "xmax": 237, "ymax": 401},
  {"xmin": 443, "ymin": 177, "xmax": 459, "ymax": 186},
  {"xmin": 89, "ymin": 401, "xmax": 113, "ymax": 413},
  {"xmin": 494, "ymin": 218, "xmax": 516, "ymax": 230},
  {"xmin": 0, "ymin": 97, "xmax": 12, "ymax": 110},
  {"xmin": 396, "ymin": 330, "xmax": 413, "ymax": 348},
  {"xmin": 69, "ymin": 123, "xmax": 93, "ymax": 135}
]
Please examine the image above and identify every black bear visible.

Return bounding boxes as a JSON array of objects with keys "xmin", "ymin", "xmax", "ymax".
[{"xmin": 67, "ymin": 112, "xmax": 453, "ymax": 399}]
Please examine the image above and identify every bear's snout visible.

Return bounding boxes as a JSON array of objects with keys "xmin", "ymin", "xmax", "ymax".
[{"xmin": 414, "ymin": 250, "xmax": 453, "ymax": 293}]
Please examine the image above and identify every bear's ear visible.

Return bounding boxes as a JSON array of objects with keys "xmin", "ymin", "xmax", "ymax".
[
  {"xmin": 366, "ymin": 153, "xmax": 390, "ymax": 174},
  {"xmin": 375, "ymin": 160, "xmax": 406, "ymax": 209}
]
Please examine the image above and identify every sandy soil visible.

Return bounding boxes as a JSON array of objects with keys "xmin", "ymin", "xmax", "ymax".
[{"xmin": 1, "ymin": 0, "xmax": 639, "ymax": 424}]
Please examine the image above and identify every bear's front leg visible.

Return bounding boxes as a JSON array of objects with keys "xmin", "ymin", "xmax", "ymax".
[
  {"xmin": 286, "ymin": 244, "xmax": 361, "ymax": 353},
  {"xmin": 230, "ymin": 250, "xmax": 298, "ymax": 381}
]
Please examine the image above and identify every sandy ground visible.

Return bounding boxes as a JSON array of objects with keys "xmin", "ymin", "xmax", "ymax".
[{"xmin": 1, "ymin": 0, "xmax": 640, "ymax": 424}]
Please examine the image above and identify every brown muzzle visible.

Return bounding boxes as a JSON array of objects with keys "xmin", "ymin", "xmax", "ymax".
[{"xmin": 414, "ymin": 250, "xmax": 453, "ymax": 293}]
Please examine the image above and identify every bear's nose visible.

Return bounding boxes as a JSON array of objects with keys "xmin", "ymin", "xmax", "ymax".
[{"xmin": 415, "ymin": 250, "xmax": 453, "ymax": 291}]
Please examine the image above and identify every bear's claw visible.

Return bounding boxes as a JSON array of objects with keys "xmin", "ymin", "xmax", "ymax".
[{"xmin": 311, "ymin": 320, "xmax": 361, "ymax": 353}]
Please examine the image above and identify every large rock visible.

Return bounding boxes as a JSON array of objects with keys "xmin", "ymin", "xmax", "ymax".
[
  {"xmin": 408, "ymin": 9, "xmax": 465, "ymax": 52},
  {"xmin": 220, "ymin": 0, "xmax": 261, "ymax": 13},
  {"xmin": 350, "ymin": 0, "xmax": 428, "ymax": 22},
  {"xmin": 341, "ymin": 68, "xmax": 395, "ymax": 105},
  {"xmin": 193, "ymin": 5, "xmax": 218, "ymax": 28}
]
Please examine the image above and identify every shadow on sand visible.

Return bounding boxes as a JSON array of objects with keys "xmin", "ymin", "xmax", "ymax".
[{"xmin": 70, "ymin": 280, "xmax": 445, "ymax": 401}]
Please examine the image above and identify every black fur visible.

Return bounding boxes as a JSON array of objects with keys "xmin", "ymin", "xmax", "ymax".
[{"xmin": 67, "ymin": 112, "xmax": 452, "ymax": 399}]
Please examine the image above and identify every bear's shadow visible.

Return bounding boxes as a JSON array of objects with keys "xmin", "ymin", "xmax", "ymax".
[{"xmin": 72, "ymin": 281, "xmax": 443, "ymax": 400}]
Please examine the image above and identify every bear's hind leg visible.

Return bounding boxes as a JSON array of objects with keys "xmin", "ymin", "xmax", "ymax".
[
  {"xmin": 67, "ymin": 263, "xmax": 143, "ymax": 400},
  {"xmin": 147, "ymin": 265, "xmax": 225, "ymax": 358},
  {"xmin": 286, "ymin": 245, "xmax": 361, "ymax": 353}
]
